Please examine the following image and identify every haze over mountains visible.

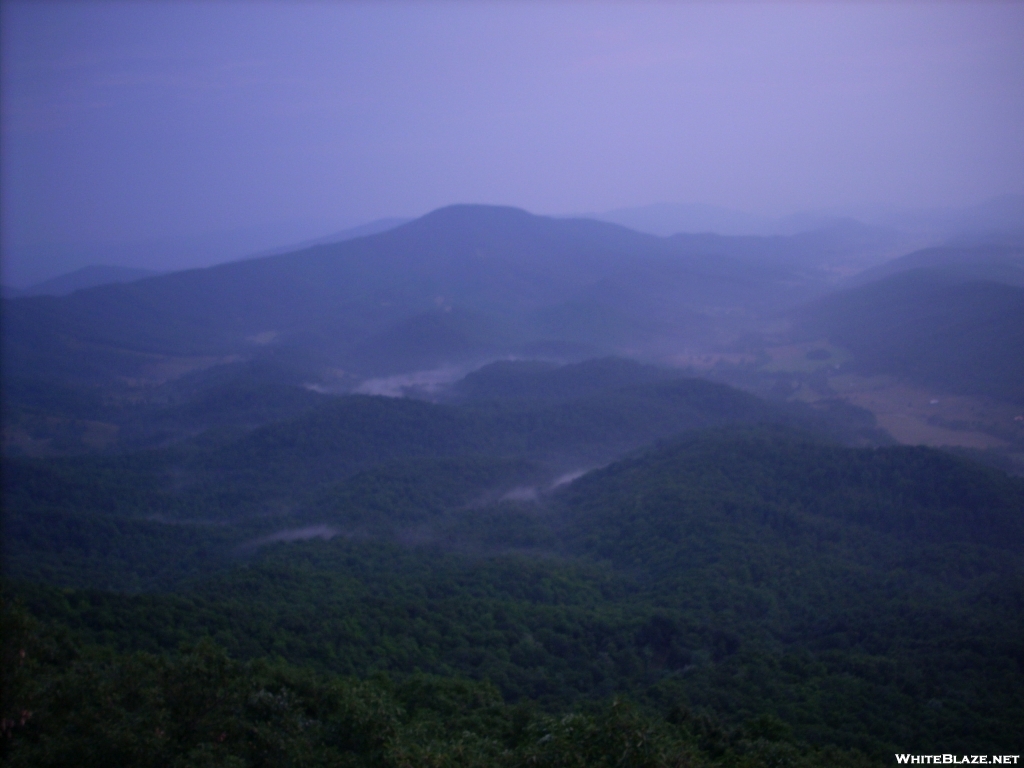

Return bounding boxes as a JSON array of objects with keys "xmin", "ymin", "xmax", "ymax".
[
  {"xmin": 4, "ymin": 1, "xmax": 1023, "ymax": 761},
  {"xmin": 0, "ymin": 217, "xmax": 415, "ymax": 297},
  {"xmin": 587, "ymin": 194, "xmax": 1024, "ymax": 239},
  {"xmin": 4, "ymin": 200, "xmax": 1024, "ymax": 764},
  {"xmin": 4, "ymin": 202, "xmax": 1023, "ymax": 456},
  {"xmin": 4, "ymin": 204, "xmax": 823, "ymax": 388},
  {"xmin": 7, "ymin": 194, "xmax": 1022, "ymax": 292}
]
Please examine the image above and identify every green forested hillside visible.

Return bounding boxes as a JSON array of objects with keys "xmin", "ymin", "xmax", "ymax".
[
  {"xmin": 2, "ymin": 361, "xmax": 886, "ymax": 590},
  {"xmin": 6, "ymin": 427, "xmax": 1023, "ymax": 762},
  {"xmin": 795, "ymin": 269, "xmax": 1024, "ymax": 402},
  {"xmin": 2, "ymin": 600, "xmax": 879, "ymax": 768},
  {"xmin": 4, "ymin": 194, "xmax": 1024, "ymax": 768}
]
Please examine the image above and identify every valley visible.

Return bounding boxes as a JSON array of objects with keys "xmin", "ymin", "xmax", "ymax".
[
  {"xmin": 5, "ymin": 5, "xmax": 1022, "ymax": 763},
  {"xmin": 3, "ymin": 205, "xmax": 1023, "ymax": 766},
  {"xmin": 806, "ymin": 375, "xmax": 1022, "ymax": 450}
]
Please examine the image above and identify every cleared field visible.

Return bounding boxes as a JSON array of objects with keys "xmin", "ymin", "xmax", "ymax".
[
  {"xmin": 817, "ymin": 374, "xmax": 1023, "ymax": 449},
  {"xmin": 664, "ymin": 351, "xmax": 758, "ymax": 370},
  {"xmin": 761, "ymin": 341, "xmax": 851, "ymax": 373}
]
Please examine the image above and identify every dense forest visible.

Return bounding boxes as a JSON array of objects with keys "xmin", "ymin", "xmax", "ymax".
[
  {"xmin": 3, "ymin": 207, "xmax": 1024, "ymax": 766},
  {"xmin": 5, "ymin": 411, "xmax": 1024, "ymax": 763}
]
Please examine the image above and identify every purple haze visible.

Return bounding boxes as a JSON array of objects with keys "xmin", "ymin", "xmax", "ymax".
[{"xmin": 2, "ymin": 2, "xmax": 1022, "ymax": 285}]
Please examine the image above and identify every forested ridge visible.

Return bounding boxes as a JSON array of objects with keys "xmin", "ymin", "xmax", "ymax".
[
  {"xmin": 3, "ymin": 361, "xmax": 884, "ymax": 590},
  {"xmin": 2, "ymin": 345, "xmax": 1022, "ymax": 768},
  {"xmin": 2, "ymin": 20, "xmax": 1023, "ymax": 763},
  {"xmin": 4, "ymin": 406, "xmax": 1024, "ymax": 764},
  {"xmin": 794, "ymin": 269, "xmax": 1024, "ymax": 403}
]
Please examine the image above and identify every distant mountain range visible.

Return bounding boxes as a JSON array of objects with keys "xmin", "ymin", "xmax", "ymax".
[
  {"xmin": 5, "ymin": 202, "xmax": 1024, "ymax": 761},
  {"xmin": 6, "ymin": 203, "xmax": 1024, "ymax": 432},
  {"xmin": 2, "ymin": 205, "xmax": 849, "ymax": 393},
  {"xmin": 3, "ymin": 200, "xmax": 1023, "ymax": 494},
  {"xmin": 3, "ymin": 217, "xmax": 414, "ymax": 297},
  {"xmin": 7, "ymin": 194, "xmax": 1021, "ymax": 291},
  {"xmin": 1, "ymin": 217, "xmax": 414, "ymax": 289},
  {"xmin": 584, "ymin": 193, "xmax": 1024, "ymax": 240}
]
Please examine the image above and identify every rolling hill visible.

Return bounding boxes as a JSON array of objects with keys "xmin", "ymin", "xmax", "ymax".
[
  {"xmin": 849, "ymin": 244, "xmax": 1024, "ymax": 287},
  {"xmin": 7, "ymin": 427, "xmax": 1023, "ymax": 760},
  {"xmin": 794, "ymin": 269, "xmax": 1024, "ymax": 403},
  {"xmin": 3, "ymin": 358, "xmax": 882, "ymax": 590}
]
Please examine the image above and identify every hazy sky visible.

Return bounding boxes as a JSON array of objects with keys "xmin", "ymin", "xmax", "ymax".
[{"xmin": 3, "ymin": 1, "xmax": 1023, "ymax": 276}]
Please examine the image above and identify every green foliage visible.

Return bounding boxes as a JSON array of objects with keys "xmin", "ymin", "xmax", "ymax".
[
  {"xmin": 4, "ymin": 361, "xmax": 1024, "ymax": 763},
  {"xmin": 5, "ymin": 369, "xmax": 860, "ymax": 591},
  {"xmin": 2, "ymin": 595, "xmax": 880, "ymax": 767}
]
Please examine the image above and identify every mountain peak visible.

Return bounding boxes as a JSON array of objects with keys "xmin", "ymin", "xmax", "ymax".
[{"xmin": 402, "ymin": 204, "xmax": 539, "ymax": 234}]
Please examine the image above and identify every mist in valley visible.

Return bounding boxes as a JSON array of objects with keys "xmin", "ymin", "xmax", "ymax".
[{"xmin": 2, "ymin": 3, "xmax": 1024, "ymax": 765}]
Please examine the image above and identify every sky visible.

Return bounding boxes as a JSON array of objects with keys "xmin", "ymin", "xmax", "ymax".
[{"xmin": 2, "ymin": 1, "xmax": 1024, "ymax": 285}]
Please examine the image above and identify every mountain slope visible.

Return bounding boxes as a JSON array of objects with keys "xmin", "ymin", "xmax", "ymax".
[
  {"xmin": 2, "ymin": 359, "xmax": 883, "ymax": 590},
  {"xmin": 2, "ymin": 205, "xmax": 832, "ymax": 392},
  {"xmin": 9, "ymin": 428, "xmax": 1023, "ymax": 758},
  {"xmin": 795, "ymin": 269, "xmax": 1024, "ymax": 403},
  {"xmin": 850, "ymin": 244, "xmax": 1024, "ymax": 287},
  {"xmin": 20, "ymin": 265, "xmax": 163, "ymax": 296}
]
